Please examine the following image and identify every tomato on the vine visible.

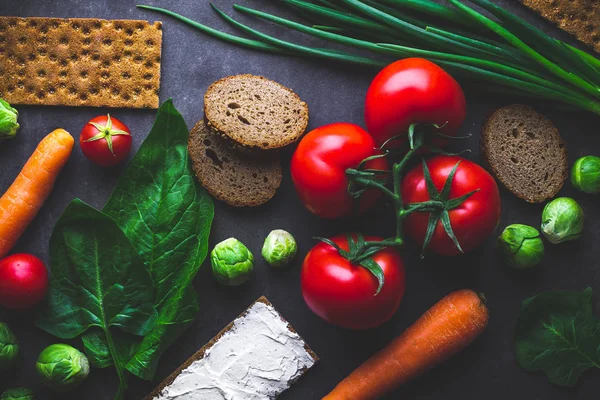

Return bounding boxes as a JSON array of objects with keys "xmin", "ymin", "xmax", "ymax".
[
  {"xmin": 80, "ymin": 114, "xmax": 132, "ymax": 167},
  {"xmin": 291, "ymin": 123, "xmax": 389, "ymax": 219},
  {"xmin": 365, "ymin": 58, "xmax": 466, "ymax": 148},
  {"xmin": 301, "ymin": 235, "xmax": 405, "ymax": 330},
  {"xmin": 401, "ymin": 155, "xmax": 501, "ymax": 256}
]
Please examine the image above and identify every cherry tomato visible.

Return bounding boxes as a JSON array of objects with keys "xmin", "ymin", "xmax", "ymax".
[
  {"xmin": 79, "ymin": 114, "xmax": 132, "ymax": 166},
  {"xmin": 0, "ymin": 254, "xmax": 48, "ymax": 310},
  {"xmin": 365, "ymin": 58, "xmax": 466, "ymax": 148},
  {"xmin": 291, "ymin": 123, "xmax": 389, "ymax": 219},
  {"xmin": 301, "ymin": 235, "xmax": 405, "ymax": 330},
  {"xmin": 401, "ymin": 156, "xmax": 501, "ymax": 256}
]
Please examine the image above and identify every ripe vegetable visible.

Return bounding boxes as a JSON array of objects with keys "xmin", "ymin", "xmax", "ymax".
[
  {"xmin": 571, "ymin": 156, "xmax": 600, "ymax": 194},
  {"xmin": 498, "ymin": 224, "xmax": 544, "ymax": 269},
  {"xmin": 262, "ymin": 229, "xmax": 297, "ymax": 267},
  {"xmin": 0, "ymin": 128, "xmax": 74, "ymax": 259},
  {"xmin": 0, "ymin": 323, "xmax": 19, "ymax": 369},
  {"xmin": 541, "ymin": 197, "xmax": 584, "ymax": 244},
  {"xmin": 0, "ymin": 388, "xmax": 34, "ymax": 400},
  {"xmin": 323, "ymin": 289, "xmax": 489, "ymax": 400},
  {"xmin": 291, "ymin": 123, "xmax": 389, "ymax": 219},
  {"xmin": 211, "ymin": 238, "xmax": 254, "ymax": 286},
  {"xmin": 36, "ymin": 344, "xmax": 89, "ymax": 390},
  {"xmin": 0, "ymin": 98, "xmax": 19, "ymax": 141},
  {"xmin": 0, "ymin": 254, "xmax": 48, "ymax": 310},
  {"xmin": 401, "ymin": 156, "xmax": 501, "ymax": 256},
  {"xmin": 365, "ymin": 58, "xmax": 466, "ymax": 147},
  {"xmin": 301, "ymin": 235, "xmax": 405, "ymax": 330},
  {"xmin": 80, "ymin": 114, "xmax": 132, "ymax": 167}
]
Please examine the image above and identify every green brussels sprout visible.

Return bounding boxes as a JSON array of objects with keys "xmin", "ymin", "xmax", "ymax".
[
  {"xmin": 211, "ymin": 238, "xmax": 254, "ymax": 286},
  {"xmin": 262, "ymin": 230, "xmax": 297, "ymax": 267},
  {"xmin": 541, "ymin": 197, "xmax": 584, "ymax": 244},
  {"xmin": 0, "ymin": 98, "xmax": 19, "ymax": 141},
  {"xmin": 36, "ymin": 344, "xmax": 89, "ymax": 390},
  {"xmin": 0, "ymin": 323, "xmax": 19, "ymax": 369},
  {"xmin": 0, "ymin": 388, "xmax": 34, "ymax": 400},
  {"xmin": 571, "ymin": 156, "xmax": 600, "ymax": 194},
  {"xmin": 498, "ymin": 224, "xmax": 544, "ymax": 269}
]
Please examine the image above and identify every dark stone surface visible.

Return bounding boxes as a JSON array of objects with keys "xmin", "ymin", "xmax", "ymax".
[{"xmin": 0, "ymin": 1, "xmax": 598, "ymax": 399}]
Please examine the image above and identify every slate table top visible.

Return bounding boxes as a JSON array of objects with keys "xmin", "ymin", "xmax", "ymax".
[{"xmin": 0, "ymin": 1, "xmax": 598, "ymax": 399}]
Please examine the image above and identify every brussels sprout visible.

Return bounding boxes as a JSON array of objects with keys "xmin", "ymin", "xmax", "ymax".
[
  {"xmin": 498, "ymin": 224, "xmax": 544, "ymax": 269},
  {"xmin": 211, "ymin": 238, "xmax": 254, "ymax": 286},
  {"xmin": 0, "ymin": 323, "xmax": 19, "ymax": 369},
  {"xmin": 36, "ymin": 344, "xmax": 89, "ymax": 390},
  {"xmin": 262, "ymin": 230, "xmax": 297, "ymax": 267},
  {"xmin": 541, "ymin": 197, "xmax": 584, "ymax": 244},
  {"xmin": 571, "ymin": 156, "xmax": 600, "ymax": 194},
  {"xmin": 0, "ymin": 388, "xmax": 34, "ymax": 400},
  {"xmin": 0, "ymin": 98, "xmax": 19, "ymax": 141}
]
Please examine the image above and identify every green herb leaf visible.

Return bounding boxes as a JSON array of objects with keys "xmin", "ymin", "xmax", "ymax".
[
  {"xmin": 103, "ymin": 99, "xmax": 214, "ymax": 380},
  {"xmin": 515, "ymin": 287, "xmax": 600, "ymax": 387},
  {"xmin": 36, "ymin": 199, "xmax": 157, "ymax": 399}
]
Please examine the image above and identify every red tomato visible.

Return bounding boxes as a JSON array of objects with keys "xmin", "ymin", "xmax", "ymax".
[
  {"xmin": 0, "ymin": 254, "xmax": 48, "ymax": 310},
  {"xmin": 80, "ymin": 114, "xmax": 132, "ymax": 166},
  {"xmin": 365, "ymin": 58, "xmax": 466, "ymax": 148},
  {"xmin": 291, "ymin": 123, "xmax": 389, "ymax": 219},
  {"xmin": 301, "ymin": 235, "xmax": 405, "ymax": 330},
  {"xmin": 401, "ymin": 156, "xmax": 501, "ymax": 256}
]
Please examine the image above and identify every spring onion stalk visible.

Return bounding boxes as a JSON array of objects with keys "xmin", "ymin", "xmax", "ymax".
[
  {"xmin": 447, "ymin": 0, "xmax": 600, "ymax": 99},
  {"xmin": 137, "ymin": 1, "xmax": 600, "ymax": 117},
  {"xmin": 466, "ymin": 0, "xmax": 600, "ymax": 85}
]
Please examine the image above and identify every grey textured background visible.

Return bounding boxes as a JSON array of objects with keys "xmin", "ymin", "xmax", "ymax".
[{"xmin": 0, "ymin": 0, "xmax": 599, "ymax": 399}]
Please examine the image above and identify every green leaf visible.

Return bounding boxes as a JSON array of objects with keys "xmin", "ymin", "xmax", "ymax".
[
  {"xmin": 359, "ymin": 258, "xmax": 385, "ymax": 295},
  {"xmin": 36, "ymin": 199, "xmax": 157, "ymax": 399},
  {"xmin": 515, "ymin": 287, "xmax": 600, "ymax": 386},
  {"xmin": 421, "ymin": 158, "xmax": 440, "ymax": 200},
  {"xmin": 439, "ymin": 210, "xmax": 463, "ymax": 253},
  {"xmin": 103, "ymin": 99, "xmax": 214, "ymax": 380},
  {"xmin": 421, "ymin": 212, "xmax": 441, "ymax": 257}
]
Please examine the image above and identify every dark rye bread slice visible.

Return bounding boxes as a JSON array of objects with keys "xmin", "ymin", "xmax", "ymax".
[
  {"xmin": 145, "ymin": 296, "xmax": 318, "ymax": 400},
  {"xmin": 188, "ymin": 120, "xmax": 282, "ymax": 207},
  {"xmin": 204, "ymin": 74, "xmax": 309, "ymax": 150},
  {"xmin": 481, "ymin": 104, "xmax": 568, "ymax": 203}
]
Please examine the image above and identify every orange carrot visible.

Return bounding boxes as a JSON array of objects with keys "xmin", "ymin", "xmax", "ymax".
[
  {"xmin": 323, "ymin": 289, "xmax": 489, "ymax": 400},
  {"xmin": 0, "ymin": 129, "xmax": 74, "ymax": 258}
]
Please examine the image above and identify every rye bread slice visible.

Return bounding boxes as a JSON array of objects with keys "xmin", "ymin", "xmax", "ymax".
[
  {"xmin": 204, "ymin": 74, "xmax": 309, "ymax": 150},
  {"xmin": 481, "ymin": 104, "xmax": 568, "ymax": 203},
  {"xmin": 145, "ymin": 296, "xmax": 318, "ymax": 400},
  {"xmin": 188, "ymin": 120, "xmax": 282, "ymax": 207}
]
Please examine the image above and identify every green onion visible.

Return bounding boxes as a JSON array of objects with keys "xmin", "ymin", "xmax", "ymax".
[
  {"xmin": 447, "ymin": 0, "xmax": 600, "ymax": 100},
  {"xmin": 137, "ymin": 1, "xmax": 600, "ymax": 117}
]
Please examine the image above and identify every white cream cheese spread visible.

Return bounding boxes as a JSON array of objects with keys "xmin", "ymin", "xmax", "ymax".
[{"xmin": 154, "ymin": 301, "xmax": 316, "ymax": 400}]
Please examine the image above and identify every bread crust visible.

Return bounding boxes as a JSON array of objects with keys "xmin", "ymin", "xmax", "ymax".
[
  {"xmin": 188, "ymin": 120, "xmax": 282, "ymax": 207},
  {"xmin": 204, "ymin": 74, "xmax": 309, "ymax": 150},
  {"xmin": 480, "ymin": 104, "xmax": 568, "ymax": 203},
  {"xmin": 145, "ymin": 296, "xmax": 318, "ymax": 400}
]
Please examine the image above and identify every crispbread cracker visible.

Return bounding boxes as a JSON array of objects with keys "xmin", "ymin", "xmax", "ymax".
[
  {"xmin": 0, "ymin": 17, "xmax": 162, "ymax": 108},
  {"xmin": 521, "ymin": 0, "xmax": 599, "ymax": 53}
]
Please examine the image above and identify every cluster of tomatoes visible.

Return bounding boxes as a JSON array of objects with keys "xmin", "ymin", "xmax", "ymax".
[{"xmin": 291, "ymin": 59, "xmax": 502, "ymax": 330}]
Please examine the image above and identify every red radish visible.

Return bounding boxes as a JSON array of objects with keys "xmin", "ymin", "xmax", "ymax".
[{"xmin": 0, "ymin": 254, "xmax": 49, "ymax": 310}]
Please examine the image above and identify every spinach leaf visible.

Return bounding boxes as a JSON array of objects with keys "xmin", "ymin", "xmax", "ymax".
[
  {"xmin": 103, "ymin": 99, "xmax": 214, "ymax": 380},
  {"xmin": 514, "ymin": 287, "xmax": 600, "ymax": 386},
  {"xmin": 36, "ymin": 199, "xmax": 157, "ymax": 399}
]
